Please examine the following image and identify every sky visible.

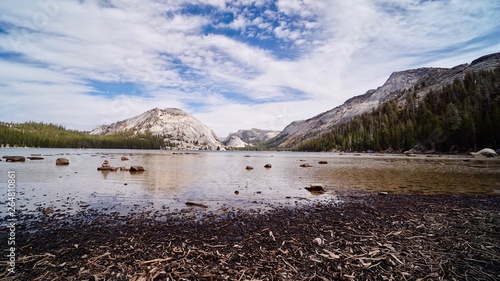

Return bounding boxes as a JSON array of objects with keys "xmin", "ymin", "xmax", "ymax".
[{"xmin": 0, "ymin": 0, "xmax": 499, "ymax": 138}]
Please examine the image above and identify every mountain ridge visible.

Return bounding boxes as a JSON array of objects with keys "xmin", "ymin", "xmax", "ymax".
[{"xmin": 272, "ymin": 52, "xmax": 500, "ymax": 148}]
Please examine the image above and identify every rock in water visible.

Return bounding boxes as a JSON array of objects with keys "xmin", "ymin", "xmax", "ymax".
[
  {"xmin": 246, "ymin": 166, "xmax": 254, "ymax": 170},
  {"xmin": 300, "ymin": 163, "xmax": 312, "ymax": 167},
  {"xmin": 3, "ymin": 156, "xmax": 26, "ymax": 162},
  {"xmin": 130, "ymin": 166, "xmax": 145, "ymax": 172},
  {"xmin": 264, "ymin": 164, "xmax": 272, "ymax": 168},
  {"xmin": 28, "ymin": 156, "xmax": 44, "ymax": 160},
  {"xmin": 185, "ymin": 202, "xmax": 208, "ymax": 208},
  {"xmin": 56, "ymin": 158, "xmax": 69, "ymax": 165},
  {"xmin": 305, "ymin": 184, "xmax": 325, "ymax": 195},
  {"xmin": 121, "ymin": 156, "xmax": 129, "ymax": 161}
]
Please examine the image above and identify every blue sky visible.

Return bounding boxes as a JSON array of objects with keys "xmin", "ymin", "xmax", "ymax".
[{"xmin": 0, "ymin": 0, "xmax": 499, "ymax": 137}]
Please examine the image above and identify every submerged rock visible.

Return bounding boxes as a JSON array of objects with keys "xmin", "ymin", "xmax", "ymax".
[
  {"xmin": 56, "ymin": 158, "xmax": 69, "ymax": 165},
  {"xmin": 28, "ymin": 156, "xmax": 44, "ymax": 160}
]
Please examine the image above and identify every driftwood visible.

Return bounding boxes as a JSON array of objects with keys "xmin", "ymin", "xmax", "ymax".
[{"xmin": 2, "ymin": 194, "xmax": 499, "ymax": 280}]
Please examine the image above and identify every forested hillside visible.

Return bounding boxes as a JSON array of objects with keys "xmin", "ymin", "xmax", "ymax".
[
  {"xmin": 0, "ymin": 122, "xmax": 164, "ymax": 149},
  {"xmin": 297, "ymin": 67, "xmax": 500, "ymax": 152}
]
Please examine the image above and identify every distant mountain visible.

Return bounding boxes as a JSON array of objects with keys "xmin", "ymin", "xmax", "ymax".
[
  {"xmin": 90, "ymin": 108, "xmax": 224, "ymax": 150},
  {"xmin": 223, "ymin": 128, "xmax": 280, "ymax": 147},
  {"xmin": 271, "ymin": 52, "xmax": 500, "ymax": 148}
]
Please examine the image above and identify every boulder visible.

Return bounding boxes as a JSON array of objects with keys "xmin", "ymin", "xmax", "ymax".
[
  {"xmin": 4, "ymin": 156, "xmax": 26, "ymax": 162},
  {"xmin": 121, "ymin": 156, "xmax": 129, "ymax": 161},
  {"xmin": 264, "ymin": 164, "xmax": 272, "ymax": 168},
  {"xmin": 56, "ymin": 158, "xmax": 69, "ymax": 165},
  {"xmin": 130, "ymin": 166, "xmax": 145, "ymax": 172},
  {"xmin": 469, "ymin": 148, "xmax": 498, "ymax": 158}
]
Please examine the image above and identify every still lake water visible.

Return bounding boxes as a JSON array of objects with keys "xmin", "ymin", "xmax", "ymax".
[{"xmin": 1, "ymin": 148, "xmax": 500, "ymax": 219}]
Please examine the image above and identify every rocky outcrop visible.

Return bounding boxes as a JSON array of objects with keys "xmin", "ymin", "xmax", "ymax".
[
  {"xmin": 224, "ymin": 136, "xmax": 248, "ymax": 148},
  {"xmin": 90, "ymin": 108, "xmax": 225, "ymax": 150},
  {"xmin": 224, "ymin": 128, "xmax": 280, "ymax": 147},
  {"xmin": 271, "ymin": 52, "xmax": 500, "ymax": 148}
]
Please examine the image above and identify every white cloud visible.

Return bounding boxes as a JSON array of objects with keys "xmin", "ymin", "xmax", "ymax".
[{"xmin": 0, "ymin": 0, "xmax": 498, "ymax": 137}]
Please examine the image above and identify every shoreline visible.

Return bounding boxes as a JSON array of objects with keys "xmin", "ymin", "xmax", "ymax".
[{"xmin": 2, "ymin": 193, "xmax": 499, "ymax": 280}]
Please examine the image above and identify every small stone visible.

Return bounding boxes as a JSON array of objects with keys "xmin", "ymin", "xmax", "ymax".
[
  {"xmin": 305, "ymin": 183, "xmax": 325, "ymax": 194},
  {"xmin": 42, "ymin": 207, "xmax": 54, "ymax": 215},
  {"xmin": 313, "ymin": 237, "xmax": 323, "ymax": 245}
]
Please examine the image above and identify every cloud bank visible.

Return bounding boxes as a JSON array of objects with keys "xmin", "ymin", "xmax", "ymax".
[{"xmin": 0, "ymin": 0, "xmax": 499, "ymax": 137}]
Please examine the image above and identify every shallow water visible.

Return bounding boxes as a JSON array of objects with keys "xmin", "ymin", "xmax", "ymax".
[{"xmin": 1, "ymin": 148, "xmax": 499, "ymax": 219}]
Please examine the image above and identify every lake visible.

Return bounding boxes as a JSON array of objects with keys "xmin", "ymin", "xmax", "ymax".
[{"xmin": 1, "ymin": 148, "xmax": 499, "ymax": 220}]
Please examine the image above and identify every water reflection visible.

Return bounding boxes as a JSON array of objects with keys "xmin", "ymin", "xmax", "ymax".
[{"xmin": 1, "ymin": 148, "xmax": 499, "ymax": 219}]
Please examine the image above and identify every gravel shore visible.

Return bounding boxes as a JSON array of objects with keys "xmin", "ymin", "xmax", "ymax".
[{"xmin": 1, "ymin": 193, "xmax": 499, "ymax": 280}]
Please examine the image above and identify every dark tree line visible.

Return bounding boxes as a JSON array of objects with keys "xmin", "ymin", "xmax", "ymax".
[
  {"xmin": 0, "ymin": 122, "xmax": 164, "ymax": 149},
  {"xmin": 297, "ymin": 67, "xmax": 500, "ymax": 152}
]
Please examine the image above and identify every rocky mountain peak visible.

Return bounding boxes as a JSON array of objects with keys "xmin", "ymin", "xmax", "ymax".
[
  {"xmin": 90, "ymin": 108, "xmax": 224, "ymax": 150},
  {"xmin": 223, "ymin": 128, "xmax": 280, "ymax": 147}
]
